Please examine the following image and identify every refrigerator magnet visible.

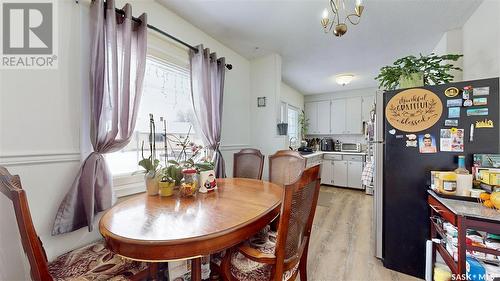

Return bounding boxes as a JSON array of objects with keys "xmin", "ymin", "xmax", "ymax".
[
  {"xmin": 463, "ymin": 86, "xmax": 472, "ymax": 99},
  {"xmin": 467, "ymin": 108, "xmax": 488, "ymax": 116},
  {"xmin": 473, "ymin": 87, "xmax": 490, "ymax": 96},
  {"xmin": 475, "ymin": 119, "xmax": 494, "ymax": 128},
  {"xmin": 444, "ymin": 87, "xmax": 459, "ymax": 98},
  {"xmin": 446, "ymin": 99, "xmax": 462, "ymax": 107},
  {"xmin": 473, "ymin": 97, "xmax": 487, "ymax": 106},
  {"xmin": 448, "ymin": 107, "xmax": 461, "ymax": 118},
  {"xmin": 463, "ymin": 99, "xmax": 473, "ymax": 107},
  {"xmin": 405, "ymin": 134, "xmax": 417, "ymax": 147},
  {"xmin": 418, "ymin": 134, "xmax": 437, "ymax": 153},
  {"xmin": 440, "ymin": 128, "xmax": 464, "ymax": 152},
  {"xmin": 444, "ymin": 119, "xmax": 459, "ymax": 127},
  {"xmin": 389, "ymin": 129, "xmax": 396, "ymax": 135}
]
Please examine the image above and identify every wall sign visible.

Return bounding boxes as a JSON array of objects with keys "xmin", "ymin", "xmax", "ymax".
[{"xmin": 386, "ymin": 89, "xmax": 443, "ymax": 132}]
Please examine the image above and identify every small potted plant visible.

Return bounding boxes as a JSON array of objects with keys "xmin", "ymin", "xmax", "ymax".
[
  {"xmin": 375, "ymin": 53, "xmax": 463, "ymax": 90},
  {"xmin": 138, "ymin": 114, "xmax": 161, "ymax": 196}
]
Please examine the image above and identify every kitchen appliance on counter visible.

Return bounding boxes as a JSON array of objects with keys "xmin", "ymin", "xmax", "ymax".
[
  {"xmin": 340, "ymin": 142, "xmax": 362, "ymax": 152},
  {"xmin": 334, "ymin": 140, "xmax": 341, "ymax": 151},
  {"xmin": 376, "ymin": 78, "xmax": 500, "ymax": 279},
  {"xmin": 320, "ymin": 138, "xmax": 334, "ymax": 151}
]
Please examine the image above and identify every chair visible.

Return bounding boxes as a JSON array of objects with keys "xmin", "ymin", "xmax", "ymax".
[
  {"xmin": 220, "ymin": 165, "xmax": 321, "ymax": 281},
  {"xmin": 269, "ymin": 150, "xmax": 306, "ymax": 185},
  {"xmin": 233, "ymin": 149, "xmax": 265, "ymax": 180},
  {"xmin": 0, "ymin": 166, "xmax": 150, "ymax": 281}
]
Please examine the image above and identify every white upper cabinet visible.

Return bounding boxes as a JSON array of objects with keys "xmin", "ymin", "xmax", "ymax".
[
  {"xmin": 345, "ymin": 97, "xmax": 362, "ymax": 134},
  {"xmin": 305, "ymin": 101, "xmax": 330, "ymax": 134},
  {"xmin": 305, "ymin": 102, "xmax": 318, "ymax": 134},
  {"xmin": 330, "ymin": 99, "xmax": 346, "ymax": 134},
  {"xmin": 317, "ymin": 100, "xmax": 331, "ymax": 134}
]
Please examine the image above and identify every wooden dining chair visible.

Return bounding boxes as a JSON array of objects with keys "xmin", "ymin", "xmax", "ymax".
[
  {"xmin": 0, "ymin": 166, "xmax": 150, "ymax": 281},
  {"xmin": 269, "ymin": 150, "xmax": 306, "ymax": 186},
  {"xmin": 220, "ymin": 165, "xmax": 321, "ymax": 281},
  {"xmin": 233, "ymin": 148, "xmax": 265, "ymax": 180}
]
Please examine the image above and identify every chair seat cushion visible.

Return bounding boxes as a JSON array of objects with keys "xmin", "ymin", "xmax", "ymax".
[
  {"xmin": 229, "ymin": 226, "xmax": 298, "ymax": 281},
  {"xmin": 48, "ymin": 240, "xmax": 147, "ymax": 281}
]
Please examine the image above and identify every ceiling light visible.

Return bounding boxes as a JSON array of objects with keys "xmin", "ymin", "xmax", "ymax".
[
  {"xmin": 321, "ymin": 0, "xmax": 364, "ymax": 37},
  {"xmin": 335, "ymin": 74, "xmax": 354, "ymax": 86}
]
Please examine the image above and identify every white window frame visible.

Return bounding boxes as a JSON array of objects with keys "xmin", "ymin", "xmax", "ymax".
[
  {"xmin": 287, "ymin": 104, "xmax": 300, "ymax": 140},
  {"xmin": 112, "ymin": 31, "xmax": 191, "ymax": 197}
]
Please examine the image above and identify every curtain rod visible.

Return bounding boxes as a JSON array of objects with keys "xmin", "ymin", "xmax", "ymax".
[
  {"xmin": 114, "ymin": 7, "xmax": 233, "ymax": 70},
  {"xmin": 77, "ymin": 0, "xmax": 233, "ymax": 70}
]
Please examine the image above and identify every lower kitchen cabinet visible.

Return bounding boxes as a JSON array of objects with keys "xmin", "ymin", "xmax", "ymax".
[{"xmin": 321, "ymin": 154, "xmax": 364, "ymax": 189}]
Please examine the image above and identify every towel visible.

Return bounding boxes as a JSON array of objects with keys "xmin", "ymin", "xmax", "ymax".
[{"xmin": 362, "ymin": 161, "xmax": 374, "ymax": 186}]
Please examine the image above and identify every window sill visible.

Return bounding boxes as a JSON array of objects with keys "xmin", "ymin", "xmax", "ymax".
[{"xmin": 113, "ymin": 173, "xmax": 146, "ymax": 198}]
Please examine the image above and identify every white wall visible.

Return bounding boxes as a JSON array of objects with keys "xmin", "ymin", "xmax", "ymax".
[
  {"xmin": 0, "ymin": 0, "xmax": 254, "ymax": 279},
  {"xmin": 433, "ymin": 0, "xmax": 500, "ymax": 82},
  {"xmin": 432, "ymin": 28, "xmax": 463, "ymax": 82},
  {"xmin": 281, "ymin": 82, "xmax": 304, "ymax": 110}
]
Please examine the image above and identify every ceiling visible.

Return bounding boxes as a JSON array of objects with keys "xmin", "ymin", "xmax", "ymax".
[{"xmin": 158, "ymin": 0, "xmax": 482, "ymax": 94}]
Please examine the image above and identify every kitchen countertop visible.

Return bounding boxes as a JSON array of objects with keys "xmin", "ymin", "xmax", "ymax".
[
  {"xmin": 301, "ymin": 151, "xmax": 367, "ymax": 158},
  {"xmin": 428, "ymin": 190, "xmax": 500, "ymax": 223}
]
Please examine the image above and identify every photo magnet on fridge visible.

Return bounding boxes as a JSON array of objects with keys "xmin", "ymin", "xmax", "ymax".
[
  {"xmin": 448, "ymin": 107, "xmax": 461, "ymax": 118},
  {"xmin": 473, "ymin": 98, "xmax": 487, "ymax": 106},
  {"xmin": 467, "ymin": 108, "xmax": 488, "ymax": 116},
  {"xmin": 473, "ymin": 87, "xmax": 490, "ymax": 96},
  {"xmin": 440, "ymin": 128, "xmax": 464, "ymax": 152},
  {"xmin": 418, "ymin": 134, "xmax": 437, "ymax": 153},
  {"xmin": 446, "ymin": 99, "xmax": 462, "ymax": 107},
  {"xmin": 444, "ymin": 119, "xmax": 459, "ymax": 127}
]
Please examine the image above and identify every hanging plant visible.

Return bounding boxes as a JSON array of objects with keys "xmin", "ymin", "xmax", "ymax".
[{"xmin": 375, "ymin": 53, "xmax": 463, "ymax": 91}]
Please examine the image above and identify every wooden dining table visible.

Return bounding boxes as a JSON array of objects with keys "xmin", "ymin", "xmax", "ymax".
[{"xmin": 99, "ymin": 178, "xmax": 283, "ymax": 281}]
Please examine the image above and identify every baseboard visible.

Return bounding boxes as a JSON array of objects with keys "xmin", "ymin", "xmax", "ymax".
[{"xmin": 0, "ymin": 152, "xmax": 81, "ymax": 166}]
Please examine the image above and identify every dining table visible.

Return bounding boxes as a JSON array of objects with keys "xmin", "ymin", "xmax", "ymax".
[{"xmin": 99, "ymin": 178, "xmax": 283, "ymax": 281}]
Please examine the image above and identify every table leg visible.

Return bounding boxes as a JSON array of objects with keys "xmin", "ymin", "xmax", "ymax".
[{"xmin": 191, "ymin": 258, "xmax": 202, "ymax": 281}]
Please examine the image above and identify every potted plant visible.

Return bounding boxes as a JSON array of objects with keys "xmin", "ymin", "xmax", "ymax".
[
  {"xmin": 299, "ymin": 110, "xmax": 309, "ymax": 140},
  {"xmin": 375, "ymin": 53, "xmax": 463, "ymax": 90},
  {"xmin": 138, "ymin": 114, "xmax": 161, "ymax": 196}
]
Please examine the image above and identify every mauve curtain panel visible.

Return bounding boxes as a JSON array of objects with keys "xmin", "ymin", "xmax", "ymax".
[
  {"xmin": 52, "ymin": 0, "xmax": 147, "ymax": 235},
  {"xmin": 189, "ymin": 45, "xmax": 227, "ymax": 178}
]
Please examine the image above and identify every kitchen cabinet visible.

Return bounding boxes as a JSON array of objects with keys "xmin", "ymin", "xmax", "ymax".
[
  {"xmin": 332, "ymin": 160, "xmax": 348, "ymax": 187},
  {"xmin": 347, "ymin": 160, "xmax": 363, "ymax": 188},
  {"xmin": 305, "ymin": 101, "xmax": 330, "ymax": 134},
  {"xmin": 330, "ymin": 99, "xmax": 346, "ymax": 134},
  {"xmin": 322, "ymin": 154, "xmax": 364, "ymax": 189},
  {"xmin": 345, "ymin": 97, "xmax": 362, "ymax": 134},
  {"xmin": 329, "ymin": 97, "xmax": 362, "ymax": 135},
  {"xmin": 320, "ymin": 159, "xmax": 334, "ymax": 185}
]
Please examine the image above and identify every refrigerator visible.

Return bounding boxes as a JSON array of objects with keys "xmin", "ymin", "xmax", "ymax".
[{"xmin": 373, "ymin": 77, "xmax": 499, "ymax": 279}]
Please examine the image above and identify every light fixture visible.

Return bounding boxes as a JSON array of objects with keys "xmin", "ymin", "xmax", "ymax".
[
  {"xmin": 335, "ymin": 74, "xmax": 354, "ymax": 86},
  {"xmin": 321, "ymin": 0, "xmax": 364, "ymax": 37}
]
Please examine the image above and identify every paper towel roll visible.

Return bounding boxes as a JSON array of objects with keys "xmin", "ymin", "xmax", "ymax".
[{"xmin": 456, "ymin": 174, "xmax": 473, "ymax": 196}]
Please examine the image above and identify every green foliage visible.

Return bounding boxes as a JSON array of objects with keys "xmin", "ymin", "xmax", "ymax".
[
  {"xmin": 299, "ymin": 110, "xmax": 309, "ymax": 139},
  {"xmin": 375, "ymin": 53, "xmax": 463, "ymax": 90},
  {"xmin": 163, "ymin": 164, "xmax": 183, "ymax": 186}
]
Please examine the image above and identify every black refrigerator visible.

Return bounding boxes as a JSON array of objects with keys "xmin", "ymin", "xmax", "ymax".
[{"xmin": 382, "ymin": 77, "xmax": 500, "ymax": 278}]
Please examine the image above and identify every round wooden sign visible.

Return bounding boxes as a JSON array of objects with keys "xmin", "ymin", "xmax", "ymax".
[{"xmin": 385, "ymin": 88, "xmax": 443, "ymax": 132}]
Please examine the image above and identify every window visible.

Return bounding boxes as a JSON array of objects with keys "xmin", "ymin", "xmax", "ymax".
[
  {"xmin": 105, "ymin": 56, "xmax": 202, "ymax": 177},
  {"xmin": 287, "ymin": 105, "xmax": 300, "ymax": 140}
]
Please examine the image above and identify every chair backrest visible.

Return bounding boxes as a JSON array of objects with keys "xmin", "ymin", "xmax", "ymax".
[
  {"xmin": 269, "ymin": 150, "xmax": 306, "ymax": 185},
  {"xmin": 274, "ymin": 165, "xmax": 321, "ymax": 279},
  {"xmin": 0, "ymin": 166, "xmax": 52, "ymax": 281},
  {"xmin": 233, "ymin": 148, "xmax": 265, "ymax": 180}
]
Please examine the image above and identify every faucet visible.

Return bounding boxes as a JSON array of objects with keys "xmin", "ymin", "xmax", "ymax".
[{"xmin": 289, "ymin": 137, "xmax": 297, "ymax": 150}]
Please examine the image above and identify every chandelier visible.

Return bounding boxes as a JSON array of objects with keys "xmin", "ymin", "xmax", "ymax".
[{"xmin": 321, "ymin": 0, "xmax": 364, "ymax": 37}]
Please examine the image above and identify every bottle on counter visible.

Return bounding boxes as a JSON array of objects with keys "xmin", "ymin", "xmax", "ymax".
[{"xmin": 454, "ymin": 155, "xmax": 473, "ymax": 196}]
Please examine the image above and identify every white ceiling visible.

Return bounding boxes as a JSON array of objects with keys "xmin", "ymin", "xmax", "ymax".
[{"xmin": 158, "ymin": 0, "xmax": 482, "ymax": 94}]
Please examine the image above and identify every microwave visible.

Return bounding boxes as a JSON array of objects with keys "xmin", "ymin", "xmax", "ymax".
[{"xmin": 340, "ymin": 143, "xmax": 362, "ymax": 152}]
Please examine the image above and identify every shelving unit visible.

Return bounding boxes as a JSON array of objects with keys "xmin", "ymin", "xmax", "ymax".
[{"xmin": 428, "ymin": 190, "xmax": 500, "ymax": 278}]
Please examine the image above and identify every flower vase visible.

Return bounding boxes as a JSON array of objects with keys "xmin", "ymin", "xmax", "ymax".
[
  {"xmin": 145, "ymin": 172, "xmax": 159, "ymax": 196},
  {"xmin": 159, "ymin": 180, "xmax": 174, "ymax": 197}
]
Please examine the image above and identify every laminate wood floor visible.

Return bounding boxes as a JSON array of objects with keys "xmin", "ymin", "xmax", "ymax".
[{"xmin": 305, "ymin": 186, "xmax": 423, "ymax": 281}]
